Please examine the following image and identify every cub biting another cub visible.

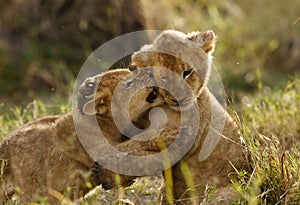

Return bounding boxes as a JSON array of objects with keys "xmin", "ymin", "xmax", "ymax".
[{"xmin": 89, "ymin": 30, "xmax": 246, "ymax": 204}]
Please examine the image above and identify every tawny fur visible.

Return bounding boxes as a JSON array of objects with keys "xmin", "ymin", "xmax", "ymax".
[
  {"xmin": 0, "ymin": 113, "xmax": 95, "ymax": 204},
  {"xmin": 91, "ymin": 30, "xmax": 246, "ymax": 204},
  {"xmin": 0, "ymin": 69, "xmax": 163, "ymax": 204}
]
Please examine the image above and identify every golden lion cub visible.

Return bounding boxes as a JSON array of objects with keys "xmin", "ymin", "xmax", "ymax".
[
  {"xmin": 132, "ymin": 29, "xmax": 246, "ymax": 204},
  {"xmin": 92, "ymin": 30, "xmax": 246, "ymax": 204},
  {"xmin": 0, "ymin": 69, "xmax": 163, "ymax": 204}
]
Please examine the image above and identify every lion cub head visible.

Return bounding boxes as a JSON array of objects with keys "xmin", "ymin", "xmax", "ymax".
[
  {"xmin": 131, "ymin": 30, "xmax": 216, "ymax": 109},
  {"xmin": 78, "ymin": 69, "xmax": 164, "ymax": 123}
]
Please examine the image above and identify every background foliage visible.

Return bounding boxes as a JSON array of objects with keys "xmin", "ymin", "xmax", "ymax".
[
  {"xmin": 0, "ymin": 0, "xmax": 299, "ymax": 106},
  {"xmin": 0, "ymin": 0, "xmax": 144, "ymax": 105}
]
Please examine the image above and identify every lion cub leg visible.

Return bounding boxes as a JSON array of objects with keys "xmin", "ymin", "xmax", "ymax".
[{"xmin": 90, "ymin": 125, "xmax": 181, "ymax": 193}]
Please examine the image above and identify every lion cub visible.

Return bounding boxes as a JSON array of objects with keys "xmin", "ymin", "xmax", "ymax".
[
  {"xmin": 93, "ymin": 30, "xmax": 246, "ymax": 204},
  {"xmin": 0, "ymin": 69, "xmax": 163, "ymax": 204},
  {"xmin": 132, "ymin": 29, "xmax": 246, "ymax": 204}
]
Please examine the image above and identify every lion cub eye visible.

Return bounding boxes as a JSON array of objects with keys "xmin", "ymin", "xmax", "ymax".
[
  {"xmin": 182, "ymin": 68, "xmax": 193, "ymax": 79},
  {"xmin": 125, "ymin": 79, "xmax": 134, "ymax": 89}
]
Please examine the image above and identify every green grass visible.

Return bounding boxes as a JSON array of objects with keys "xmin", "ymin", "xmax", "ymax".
[
  {"xmin": 0, "ymin": 99, "xmax": 71, "ymax": 141},
  {"xmin": 231, "ymin": 77, "xmax": 300, "ymax": 205},
  {"xmin": 1, "ymin": 77, "xmax": 300, "ymax": 204}
]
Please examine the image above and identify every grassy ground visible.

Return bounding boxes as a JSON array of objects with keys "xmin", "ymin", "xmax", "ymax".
[
  {"xmin": 1, "ymin": 76, "xmax": 299, "ymax": 204},
  {"xmin": 231, "ymin": 77, "xmax": 300, "ymax": 205}
]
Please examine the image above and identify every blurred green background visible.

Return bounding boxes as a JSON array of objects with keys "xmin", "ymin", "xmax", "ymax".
[{"xmin": 0, "ymin": 0, "xmax": 299, "ymax": 109}]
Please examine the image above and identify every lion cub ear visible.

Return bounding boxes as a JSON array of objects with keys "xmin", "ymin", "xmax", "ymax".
[
  {"xmin": 188, "ymin": 30, "xmax": 217, "ymax": 53},
  {"xmin": 82, "ymin": 99, "xmax": 96, "ymax": 115}
]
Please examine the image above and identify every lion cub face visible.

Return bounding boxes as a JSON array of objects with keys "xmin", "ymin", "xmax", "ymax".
[
  {"xmin": 78, "ymin": 69, "xmax": 164, "ymax": 123},
  {"xmin": 131, "ymin": 30, "xmax": 216, "ymax": 109}
]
